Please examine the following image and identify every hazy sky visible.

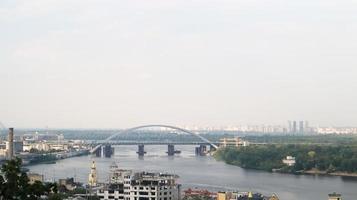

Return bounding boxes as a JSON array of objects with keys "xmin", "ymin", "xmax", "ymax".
[{"xmin": 1, "ymin": 0, "xmax": 357, "ymax": 128}]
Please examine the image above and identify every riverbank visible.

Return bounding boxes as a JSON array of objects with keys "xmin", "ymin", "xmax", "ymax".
[
  {"xmin": 213, "ymin": 145, "xmax": 357, "ymax": 178},
  {"xmin": 21, "ymin": 149, "xmax": 90, "ymax": 166},
  {"xmin": 303, "ymin": 169, "xmax": 357, "ymax": 177},
  {"xmin": 216, "ymin": 157, "xmax": 357, "ymax": 178}
]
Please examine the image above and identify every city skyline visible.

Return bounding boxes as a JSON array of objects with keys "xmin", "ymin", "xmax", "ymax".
[
  {"xmin": 3, "ymin": 121, "xmax": 357, "ymax": 136},
  {"xmin": 1, "ymin": 0, "xmax": 357, "ymax": 128},
  {"xmin": 1, "ymin": 1, "xmax": 357, "ymax": 200}
]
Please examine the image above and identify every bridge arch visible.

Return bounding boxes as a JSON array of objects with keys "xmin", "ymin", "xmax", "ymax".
[{"xmin": 90, "ymin": 124, "xmax": 218, "ymax": 154}]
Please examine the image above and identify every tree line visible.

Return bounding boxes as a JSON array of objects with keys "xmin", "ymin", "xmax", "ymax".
[{"xmin": 214, "ymin": 144, "xmax": 357, "ymax": 173}]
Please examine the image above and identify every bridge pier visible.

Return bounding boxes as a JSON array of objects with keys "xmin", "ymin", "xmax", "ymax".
[
  {"xmin": 94, "ymin": 147, "xmax": 102, "ymax": 157},
  {"xmin": 166, "ymin": 144, "xmax": 181, "ymax": 156},
  {"xmin": 167, "ymin": 144, "xmax": 175, "ymax": 156},
  {"xmin": 93, "ymin": 144, "xmax": 114, "ymax": 157},
  {"xmin": 195, "ymin": 145, "xmax": 207, "ymax": 156},
  {"xmin": 209, "ymin": 144, "xmax": 216, "ymax": 152},
  {"xmin": 104, "ymin": 144, "xmax": 114, "ymax": 158},
  {"xmin": 137, "ymin": 144, "xmax": 146, "ymax": 156}
]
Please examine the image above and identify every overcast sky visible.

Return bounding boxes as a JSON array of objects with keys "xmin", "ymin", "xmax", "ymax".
[{"xmin": 1, "ymin": 0, "xmax": 357, "ymax": 129}]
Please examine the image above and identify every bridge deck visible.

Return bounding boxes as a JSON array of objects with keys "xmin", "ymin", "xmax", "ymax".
[{"xmin": 91, "ymin": 142, "xmax": 220, "ymax": 145}]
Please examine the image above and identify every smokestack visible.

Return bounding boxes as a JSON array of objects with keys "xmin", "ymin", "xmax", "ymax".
[{"xmin": 8, "ymin": 128, "xmax": 14, "ymax": 159}]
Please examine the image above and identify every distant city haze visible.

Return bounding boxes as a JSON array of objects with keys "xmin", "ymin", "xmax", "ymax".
[{"xmin": 1, "ymin": 0, "xmax": 356, "ymax": 128}]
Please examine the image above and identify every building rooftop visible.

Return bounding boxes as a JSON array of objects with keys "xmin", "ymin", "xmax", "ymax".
[
  {"xmin": 131, "ymin": 172, "xmax": 179, "ymax": 186},
  {"xmin": 329, "ymin": 192, "xmax": 342, "ymax": 197}
]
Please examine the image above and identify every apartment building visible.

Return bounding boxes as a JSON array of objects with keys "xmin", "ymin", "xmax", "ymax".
[{"xmin": 97, "ymin": 163, "xmax": 181, "ymax": 200}]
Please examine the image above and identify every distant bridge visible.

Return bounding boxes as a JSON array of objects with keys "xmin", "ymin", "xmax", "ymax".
[
  {"xmin": 90, "ymin": 124, "xmax": 219, "ymax": 154},
  {"xmin": 92, "ymin": 141, "xmax": 220, "ymax": 146}
]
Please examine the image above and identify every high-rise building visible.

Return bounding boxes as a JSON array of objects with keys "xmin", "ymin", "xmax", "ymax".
[
  {"xmin": 292, "ymin": 121, "xmax": 297, "ymax": 133},
  {"xmin": 288, "ymin": 121, "xmax": 292, "ymax": 133},
  {"xmin": 304, "ymin": 121, "xmax": 309, "ymax": 132},
  {"xmin": 299, "ymin": 121, "xmax": 304, "ymax": 134}
]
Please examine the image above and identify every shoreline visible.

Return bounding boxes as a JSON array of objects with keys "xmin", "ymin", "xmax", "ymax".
[
  {"xmin": 302, "ymin": 170, "xmax": 357, "ymax": 177},
  {"xmin": 252, "ymin": 166, "xmax": 357, "ymax": 178},
  {"xmin": 22, "ymin": 150, "xmax": 90, "ymax": 166},
  {"xmin": 217, "ymin": 159, "xmax": 357, "ymax": 178}
]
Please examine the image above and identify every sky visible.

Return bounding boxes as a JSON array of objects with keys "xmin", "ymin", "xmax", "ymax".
[{"xmin": 0, "ymin": 0, "xmax": 357, "ymax": 129}]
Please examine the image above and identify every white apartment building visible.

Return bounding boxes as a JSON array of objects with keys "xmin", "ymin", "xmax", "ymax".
[{"xmin": 97, "ymin": 163, "xmax": 181, "ymax": 200}]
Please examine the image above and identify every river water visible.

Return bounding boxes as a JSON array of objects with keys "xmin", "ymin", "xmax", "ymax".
[{"xmin": 27, "ymin": 145, "xmax": 357, "ymax": 200}]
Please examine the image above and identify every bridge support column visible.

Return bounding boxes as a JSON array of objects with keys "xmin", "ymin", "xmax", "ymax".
[
  {"xmin": 137, "ymin": 144, "xmax": 146, "ymax": 156},
  {"xmin": 94, "ymin": 146, "xmax": 102, "ymax": 157},
  {"xmin": 195, "ymin": 145, "xmax": 207, "ymax": 156},
  {"xmin": 104, "ymin": 144, "xmax": 114, "ymax": 158},
  {"xmin": 209, "ymin": 144, "xmax": 216, "ymax": 152},
  {"xmin": 167, "ymin": 144, "xmax": 175, "ymax": 156}
]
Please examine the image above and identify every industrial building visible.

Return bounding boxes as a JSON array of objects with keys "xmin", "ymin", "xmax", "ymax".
[
  {"xmin": 6, "ymin": 140, "xmax": 23, "ymax": 153},
  {"xmin": 219, "ymin": 138, "xmax": 249, "ymax": 148},
  {"xmin": 0, "ymin": 128, "xmax": 24, "ymax": 159}
]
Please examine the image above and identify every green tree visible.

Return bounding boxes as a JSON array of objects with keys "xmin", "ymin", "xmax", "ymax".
[
  {"xmin": 0, "ymin": 158, "xmax": 59, "ymax": 200},
  {"xmin": 0, "ymin": 158, "xmax": 27, "ymax": 199},
  {"xmin": 307, "ymin": 151, "xmax": 316, "ymax": 159}
]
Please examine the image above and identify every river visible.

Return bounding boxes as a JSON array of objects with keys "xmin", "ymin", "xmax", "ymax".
[{"xmin": 27, "ymin": 145, "xmax": 357, "ymax": 200}]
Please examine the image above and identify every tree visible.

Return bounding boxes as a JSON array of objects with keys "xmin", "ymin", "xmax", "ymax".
[
  {"xmin": 0, "ymin": 158, "xmax": 59, "ymax": 200},
  {"xmin": 0, "ymin": 175, "xmax": 5, "ymax": 198},
  {"xmin": 307, "ymin": 151, "xmax": 316, "ymax": 159},
  {"xmin": 0, "ymin": 158, "xmax": 26, "ymax": 199}
]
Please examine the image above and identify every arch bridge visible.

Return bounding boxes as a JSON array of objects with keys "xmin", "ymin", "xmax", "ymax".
[{"xmin": 90, "ymin": 124, "xmax": 218, "ymax": 156}]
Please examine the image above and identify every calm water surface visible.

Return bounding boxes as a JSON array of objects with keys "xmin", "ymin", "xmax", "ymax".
[{"xmin": 27, "ymin": 145, "xmax": 357, "ymax": 200}]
